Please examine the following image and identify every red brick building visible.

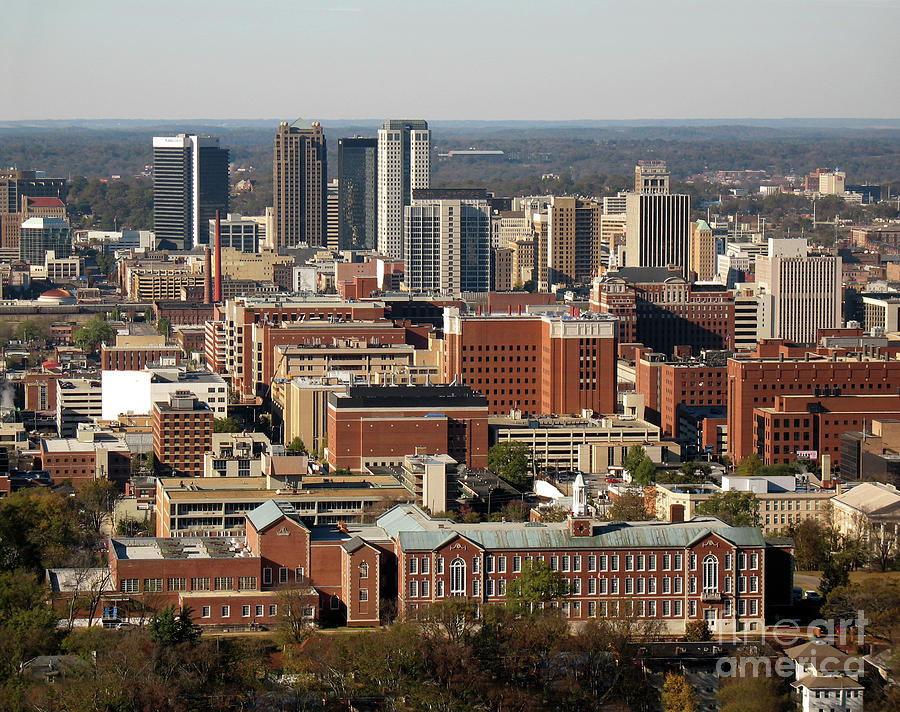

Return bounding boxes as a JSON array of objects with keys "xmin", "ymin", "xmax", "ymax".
[
  {"xmin": 590, "ymin": 268, "xmax": 734, "ymax": 356},
  {"xmin": 393, "ymin": 506, "xmax": 776, "ymax": 635},
  {"xmin": 101, "ymin": 344, "xmax": 183, "ymax": 370},
  {"xmin": 442, "ymin": 307, "xmax": 618, "ymax": 416},
  {"xmin": 754, "ymin": 393, "xmax": 900, "ymax": 467},
  {"xmin": 327, "ymin": 384, "xmax": 489, "ymax": 473},
  {"xmin": 25, "ymin": 371, "xmax": 60, "ymax": 412},
  {"xmin": 39, "ymin": 437, "xmax": 132, "ymax": 489},
  {"xmin": 635, "ymin": 350, "xmax": 728, "ymax": 454},
  {"xmin": 727, "ymin": 352, "xmax": 900, "ymax": 464},
  {"xmin": 152, "ymin": 391, "xmax": 213, "ymax": 478}
]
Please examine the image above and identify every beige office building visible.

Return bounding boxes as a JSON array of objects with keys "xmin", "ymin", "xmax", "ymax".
[
  {"xmin": 690, "ymin": 219, "xmax": 716, "ymax": 281},
  {"xmin": 546, "ymin": 197, "xmax": 602, "ymax": 286},
  {"xmin": 273, "ymin": 121, "xmax": 327, "ymax": 249}
]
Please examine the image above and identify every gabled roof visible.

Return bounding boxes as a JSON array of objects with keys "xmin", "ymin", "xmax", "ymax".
[
  {"xmin": 834, "ymin": 482, "xmax": 900, "ymax": 515},
  {"xmin": 341, "ymin": 536, "xmax": 376, "ymax": 554},
  {"xmin": 398, "ymin": 530, "xmax": 484, "ymax": 553},
  {"xmin": 246, "ymin": 499, "xmax": 308, "ymax": 532},
  {"xmin": 785, "ymin": 640, "xmax": 854, "ymax": 669},
  {"xmin": 792, "ymin": 675, "xmax": 863, "ymax": 690}
]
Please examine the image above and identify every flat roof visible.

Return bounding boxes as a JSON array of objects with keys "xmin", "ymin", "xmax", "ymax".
[
  {"xmin": 42, "ymin": 438, "xmax": 130, "ymax": 453},
  {"xmin": 110, "ymin": 536, "xmax": 253, "ymax": 560}
]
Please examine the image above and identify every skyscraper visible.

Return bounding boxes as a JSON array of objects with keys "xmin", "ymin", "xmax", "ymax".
[
  {"xmin": 377, "ymin": 119, "xmax": 430, "ymax": 259},
  {"xmin": 273, "ymin": 120, "xmax": 327, "ymax": 249},
  {"xmin": 624, "ymin": 162, "xmax": 690, "ymax": 276},
  {"xmin": 546, "ymin": 197, "xmax": 602, "ymax": 286},
  {"xmin": 152, "ymin": 135, "xmax": 229, "ymax": 250},
  {"xmin": 756, "ymin": 238, "xmax": 841, "ymax": 344},
  {"xmin": 404, "ymin": 189, "xmax": 490, "ymax": 295},
  {"xmin": 338, "ymin": 137, "xmax": 377, "ymax": 251}
]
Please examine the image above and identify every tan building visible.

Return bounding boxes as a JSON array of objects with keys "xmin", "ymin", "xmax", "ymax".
[
  {"xmin": 127, "ymin": 265, "xmax": 206, "ymax": 301},
  {"xmin": 492, "ymin": 246, "xmax": 514, "ymax": 291},
  {"xmin": 273, "ymin": 121, "xmax": 326, "ymax": 249},
  {"xmin": 1, "ymin": 196, "xmax": 66, "ymax": 251},
  {"xmin": 510, "ymin": 238, "xmax": 535, "ymax": 286},
  {"xmin": 690, "ymin": 219, "xmax": 716, "ymax": 281},
  {"xmin": 220, "ymin": 247, "xmax": 293, "ymax": 283},
  {"xmin": 831, "ymin": 482, "xmax": 900, "ymax": 550},
  {"xmin": 490, "ymin": 413, "xmax": 680, "ymax": 475},
  {"xmin": 203, "ymin": 432, "xmax": 273, "ymax": 478},
  {"xmin": 283, "ymin": 378, "xmax": 347, "ymax": 457},
  {"xmin": 654, "ymin": 480, "xmax": 835, "ymax": 536},
  {"xmin": 546, "ymin": 197, "xmax": 602, "ymax": 286},
  {"xmin": 600, "ymin": 213, "xmax": 626, "ymax": 268}
]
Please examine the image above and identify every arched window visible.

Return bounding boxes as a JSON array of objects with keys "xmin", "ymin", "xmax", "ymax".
[
  {"xmin": 450, "ymin": 557, "xmax": 466, "ymax": 596},
  {"xmin": 703, "ymin": 554, "xmax": 719, "ymax": 593},
  {"xmin": 359, "ymin": 562, "xmax": 368, "ymax": 579}
]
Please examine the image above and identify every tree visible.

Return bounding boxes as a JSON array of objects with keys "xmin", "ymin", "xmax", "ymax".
[
  {"xmin": 73, "ymin": 315, "xmax": 115, "ymax": 352},
  {"xmin": 0, "ymin": 569, "xmax": 61, "ymax": 683},
  {"xmin": 622, "ymin": 444, "xmax": 646, "ymax": 475},
  {"xmin": 505, "ymin": 559, "xmax": 568, "ymax": 613},
  {"xmin": 143, "ymin": 307, "xmax": 154, "ymax": 323},
  {"xmin": 414, "ymin": 599, "xmax": 480, "ymax": 645},
  {"xmin": 632, "ymin": 455, "xmax": 656, "ymax": 485},
  {"xmin": 76, "ymin": 477, "xmax": 118, "ymax": 537},
  {"xmin": 822, "ymin": 579, "xmax": 900, "ymax": 642},
  {"xmin": 286, "ymin": 436, "xmax": 308, "ymax": 455},
  {"xmin": 604, "ymin": 492, "xmax": 651, "ymax": 521},
  {"xmin": 662, "ymin": 672, "xmax": 698, "ymax": 712},
  {"xmin": 538, "ymin": 503, "xmax": 568, "ymax": 522},
  {"xmin": 791, "ymin": 519, "xmax": 830, "ymax": 570},
  {"xmin": 684, "ymin": 619, "xmax": 712, "ymax": 642},
  {"xmin": 695, "ymin": 490, "xmax": 759, "ymax": 527},
  {"xmin": 487, "ymin": 441, "xmax": 531, "ymax": 488},
  {"xmin": 149, "ymin": 605, "xmax": 201, "ymax": 647},
  {"xmin": 15, "ymin": 318, "xmax": 50, "ymax": 343},
  {"xmin": 0, "ymin": 488, "xmax": 80, "ymax": 571},
  {"xmin": 213, "ymin": 416, "xmax": 240, "ymax": 433},
  {"xmin": 735, "ymin": 453, "xmax": 762, "ymax": 477},
  {"xmin": 156, "ymin": 316, "xmax": 171, "ymax": 337},
  {"xmin": 819, "ymin": 555, "xmax": 851, "ymax": 598},
  {"xmin": 277, "ymin": 583, "xmax": 317, "ymax": 645}
]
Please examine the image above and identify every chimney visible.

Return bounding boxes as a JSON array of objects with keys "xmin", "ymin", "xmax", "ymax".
[
  {"xmin": 203, "ymin": 247, "xmax": 212, "ymax": 305},
  {"xmin": 213, "ymin": 210, "xmax": 223, "ymax": 303}
]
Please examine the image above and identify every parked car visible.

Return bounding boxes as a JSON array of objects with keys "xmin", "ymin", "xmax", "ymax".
[{"xmin": 805, "ymin": 590, "xmax": 823, "ymax": 603}]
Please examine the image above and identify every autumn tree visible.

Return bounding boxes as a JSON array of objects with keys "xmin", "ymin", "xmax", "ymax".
[
  {"xmin": 604, "ymin": 492, "xmax": 652, "ymax": 521},
  {"xmin": 662, "ymin": 672, "xmax": 698, "ymax": 712},
  {"xmin": 76, "ymin": 477, "xmax": 118, "ymax": 537},
  {"xmin": 791, "ymin": 518, "xmax": 830, "ymax": 570},
  {"xmin": 505, "ymin": 559, "xmax": 569, "ymax": 614},
  {"xmin": 684, "ymin": 619, "xmax": 712, "ymax": 642}
]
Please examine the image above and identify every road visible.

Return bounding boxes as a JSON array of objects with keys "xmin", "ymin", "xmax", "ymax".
[{"xmin": 794, "ymin": 571, "xmax": 822, "ymax": 593}]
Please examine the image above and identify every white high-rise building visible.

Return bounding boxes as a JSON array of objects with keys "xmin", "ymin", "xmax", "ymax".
[
  {"xmin": 404, "ymin": 189, "xmax": 491, "ymax": 295},
  {"xmin": 756, "ymin": 238, "xmax": 842, "ymax": 345},
  {"xmin": 377, "ymin": 119, "xmax": 430, "ymax": 259}
]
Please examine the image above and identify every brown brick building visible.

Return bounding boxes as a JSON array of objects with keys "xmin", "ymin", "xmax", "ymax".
[
  {"xmin": 101, "ymin": 344, "xmax": 183, "ymax": 370},
  {"xmin": 754, "ymin": 393, "xmax": 900, "ymax": 467},
  {"xmin": 442, "ymin": 307, "xmax": 618, "ymax": 416},
  {"xmin": 39, "ymin": 436, "xmax": 132, "ymax": 489},
  {"xmin": 727, "ymin": 351, "xmax": 900, "ymax": 464},
  {"xmin": 590, "ymin": 268, "xmax": 734, "ymax": 355},
  {"xmin": 152, "ymin": 391, "xmax": 213, "ymax": 478},
  {"xmin": 327, "ymin": 384, "xmax": 489, "ymax": 473}
]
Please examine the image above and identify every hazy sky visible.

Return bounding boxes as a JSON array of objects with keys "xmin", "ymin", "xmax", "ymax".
[{"xmin": 3, "ymin": 0, "xmax": 899, "ymax": 121}]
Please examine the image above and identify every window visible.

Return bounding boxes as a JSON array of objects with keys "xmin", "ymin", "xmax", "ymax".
[
  {"xmin": 674, "ymin": 600, "xmax": 682, "ymax": 616},
  {"xmin": 144, "ymin": 578, "xmax": 163, "ymax": 592},
  {"xmin": 636, "ymin": 555, "xmax": 645, "ymax": 571},
  {"xmin": 636, "ymin": 578, "xmax": 644, "ymax": 594},
  {"xmin": 674, "ymin": 554, "xmax": 682, "ymax": 570},
  {"xmin": 689, "ymin": 600, "xmax": 697, "ymax": 617},
  {"xmin": 498, "ymin": 556, "xmax": 507, "ymax": 573},
  {"xmin": 689, "ymin": 554, "xmax": 697, "ymax": 570},
  {"xmin": 674, "ymin": 577, "xmax": 682, "ymax": 594},
  {"xmin": 739, "ymin": 553, "xmax": 747, "ymax": 570},
  {"xmin": 550, "ymin": 556, "xmax": 559, "ymax": 570},
  {"xmin": 662, "ymin": 554, "xmax": 671, "ymax": 570},
  {"xmin": 750, "ymin": 553, "xmax": 759, "ymax": 570},
  {"xmin": 409, "ymin": 558, "xmax": 418, "ymax": 575},
  {"xmin": 663, "ymin": 600, "xmax": 671, "ymax": 616},
  {"xmin": 749, "ymin": 600, "xmax": 758, "ymax": 616},
  {"xmin": 242, "ymin": 605, "xmax": 251, "ymax": 617},
  {"xmin": 473, "ymin": 580, "xmax": 481, "ymax": 597},
  {"xmin": 421, "ymin": 580, "xmax": 429, "ymax": 597},
  {"xmin": 121, "ymin": 579, "xmax": 138, "ymax": 593},
  {"xmin": 562, "ymin": 556, "xmax": 570, "ymax": 572},
  {"xmin": 263, "ymin": 568, "xmax": 272, "ymax": 585},
  {"xmin": 168, "ymin": 577, "xmax": 186, "ymax": 591},
  {"xmin": 738, "ymin": 599, "xmax": 746, "ymax": 616},
  {"xmin": 409, "ymin": 580, "xmax": 418, "ymax": 597},
  {"xmin": 725, "ymin": 554, "xmax": 732, "ymax": 570},
  {"xmin": 436, "ymin": 557, "xmax": 444, "ymax": 575},
  {"xmin": 192, "ymin": 577, "xmax": 210, "ymax": 591},
  {"xmin": 647, "ymin": 601, "xmax": 656, "ymax": 617},
  {"xmin": 572, "ymin": 578, "xmax": 582, "ymax": 595},
  {"xmin": 750, "ymin": 576, "xmax": 759, "ymax": 593},
  {"xmin": 201, "ymin": 606, "xmax": 210, "ymax": 618},
  {"xmin": 215, "ymin": 577, "xmax": 233, "ymax": 591},
  {"xmin": 255, "ymin": 605, "xmax": 263, "ymax": 617},
  {"xmin": 359, "ymin": 563, "xmax": 368, "ymax": 579},
  {"xmin": 587, "ymin": 555, "xmax": 596, "ymax": 572},
  {"xmin": 472, "ymin": 557, "xmax": 480, "ymax": 574},
  {"xmin": 689, "ymin": 577, "xmax": 697, "ymax": 594},
  {"xmin": 513, "ymin": 556, "xmax": 522, "ymax": 573},
  {"xmin": 450, "ymin": 558, "xmax": 466, "ymax": 596},
  {"xmin": 279, "ymin": 568, "xmax": 289, "ymax": 584},
  {"xmin": 573, "ymin": 555, "xmax": 582, "ymax": 572},
  {"xmin": 610, "ymin": 555, "xmax": 620, "ymax": 571},
  {"xmin": 625, "ymin": 578, "xmax": 633, "ymax": 594},
  {"xmin": 421, "ymin": 557, "xmax": 430, "ymax": 574},
  {"xmin": 221, "ymin": 606, "xmax": 230, "ymax": 618},
  {"xmin": 486, "ymin": 579, "xmax": 495, "ymax": 597},
  {"xmin": 703, "ymin": 555, "xmax": 719, "ymax": 593},
  {"xmin": 648, "ymin": 578, "xmax": 657, "ymax": 594},
  {"xmin": 238, "ymin": 576, "xmax": 256, "ymax": 590},
  {"xmin": 610, "ymin": 579, "xmax": 619, "ymax": 594},
  {"xmin": 739, "ymin": 576, "xmax": 747, "ymax": 593},
  {"xmin": 625, "ymin": 555, "xmax": 634, "ymax": 571},
  {"xmin": 436, "ymin": 580, "xmax": 445, "ymax": 597},
  {"xmin": 599, "ymin": 555, "xmax": 608, "ymax": 571},
  {"xmin": 648, "ymin": 555, "xmax": 656, "ymax": 571},
  {"xmin": 588, "ymin": 601, "xmax": 596, "ymax": 618},
  {"xmin": 360, "ymin": 589, "xmax": 369, "ymax": 602},
  {"xmin": 269, "ymin": 604, "xmax": 277, "ymax": 616},
  {"xmin": 662, "ymin": 577, "xmax": 671, "ymax": 594},
  {"xmin": 588, "ymin": 578, "xmax": 596, "ymax": 595},
  {"xmin": 725, "ymin": 576, "xmax": 732, "ymax": 594}
]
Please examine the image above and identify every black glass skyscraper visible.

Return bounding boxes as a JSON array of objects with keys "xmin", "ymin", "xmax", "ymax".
[{"xmin": 338, "ymin": 137, "xmax": 377, "ymax": 251}]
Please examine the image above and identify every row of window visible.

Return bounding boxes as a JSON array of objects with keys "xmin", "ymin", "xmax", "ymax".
[
  {"xmin": 201, "ymin": 603, "xmax": 276, "ymax": 619},
  {"xmin": 121, "ymin": 576, "xmax": 258, "ymax": 593}
]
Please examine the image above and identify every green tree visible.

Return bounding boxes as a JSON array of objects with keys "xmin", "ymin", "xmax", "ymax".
[
  {"xmin": 143, "ymin": 307, "xmax": 154, "ymax": 323},
  {"xmin": 622, "ymin": 444, "xmax": 646, "ymax": 476},
  {"xmin": 662, "ymin": 672, "xmax": 698, "ymax": 712},
  {"xmin": 0, "ymin": 569, "xmax": 61, "ymax": 683},
  {"xmin": 735, "ymin": 453, "xmax": 762, "ymax": 476},
  {"xmin": 819, "ymin": 555, "xmax": 851, "ymax": 598},
  {"xmin": 156, "ymin": 316, "xmax": 171, "ymax": 338},
  {"xmin": 286, "ymin": 436, "xmax": 308, "ymax": 455},
  {"xmin": 487, "ymin": 440, "xmax": 531, "ymax": 488},
  {"xmin": 684, "ymin": 619, "xmax": 712, "ymax": 642},
  {"xmin": 632, "ymin": 455, "xmax": 656, "ymax": 485},
  {"xmin": 505, "ymin": 559, "xmax": 569, "ymax": 614},
  {"xmin": 15, "ymin": 318, "xmax": 50, "ymax": 343},
  {"xmin": 73, "ymin": 315, "xmax": 115, "ymax": 352},
  {"xmin": 149, "ymin": 605, "xmax": 201, "ymax": 647},
  {"xmin": 0, "ymin": 488, "xmax": 80, "ymax": 571},
  {"xmin": 695, "ymin": 490, "xmax": 760, "ymax": 526},
  {"xmin": 213, "ymin": 416, "xmax": 240, "ymax": 433}
]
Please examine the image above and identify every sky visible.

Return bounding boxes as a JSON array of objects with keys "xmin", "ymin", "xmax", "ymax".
[{"xmin": 2, "ymin": 0, "xmax": 899, "ymax": 121}]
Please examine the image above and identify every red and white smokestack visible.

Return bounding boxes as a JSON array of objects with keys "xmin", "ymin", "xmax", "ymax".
[
  {"xmin": 203, "ymin": 247, "xmax": 212, "ymax": 305},
  {"xmin": 214, "ymin": 211, "xmax": 223, "ymax": 303}
]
